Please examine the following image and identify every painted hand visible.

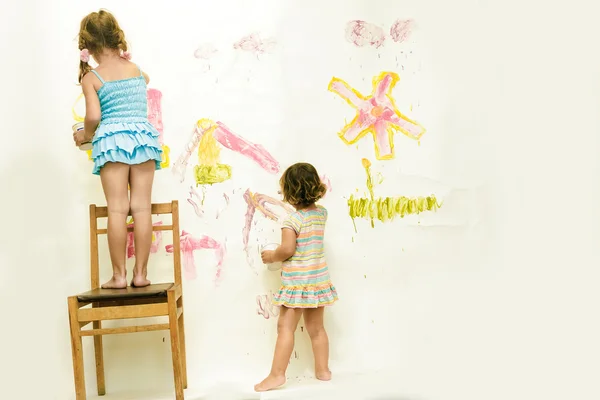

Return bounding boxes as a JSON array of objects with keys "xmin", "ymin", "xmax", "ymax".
[{"xmin": 260, "ymin": 250, "xmax": 275, "ymax": 264}]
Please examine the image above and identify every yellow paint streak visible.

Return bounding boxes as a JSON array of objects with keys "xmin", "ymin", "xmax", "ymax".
[
  {"xmin": 348, "ymin": 194, "xmax": 442, "ymax": 223},
  {"xmin": 197, "ymin": 122, "xmax": 220, "ymax": 166},
  {"xmin": 362, "ymin": 158, "xmax": 375, "ymax": 228},
  {"xmin": 160, "ymin": 145, "xmax": 170, "ymax": 168},
  {"xmin": 72, "ymin": 93, "xmax": 85, "ymax": 122},
  {"xmin": 194, "ymin": 164, "xmax": 232, "ymax": 185}
]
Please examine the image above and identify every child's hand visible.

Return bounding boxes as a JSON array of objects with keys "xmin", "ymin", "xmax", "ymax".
[
  {"xmin": 73, "ymin": 130, "xmax": 87, "ymax": 146},
  {"xmin": 261, "ymin": 250, "xmax": 275, "ymax": 264}
]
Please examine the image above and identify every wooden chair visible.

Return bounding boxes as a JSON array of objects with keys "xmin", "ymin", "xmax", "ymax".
[{"xmin": 67, "ymin": 200, "xmax": 187, "ymax": 400}]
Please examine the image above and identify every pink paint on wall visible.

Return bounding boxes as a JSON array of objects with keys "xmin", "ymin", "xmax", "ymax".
[
  {"xmin": 147, "ymin": 89, "xmax": 164, "ymax": 145},
  {"xmin": 187, "ymin": 186, "xmax": 204, "ymax": 217},
  {"xmin": 256, "ymin": 292, "xmax": 280, "ymax": 319},
  {"xmin": 165, "ymin": 230, "xmax": 226, "ymax": 283},
  {"xmin": 390, "ymin": 19, "xmax": 414, "ymax": 43},
  {"xmin": 345, "ymin": 20, "xmax": 386, "ymax": 48},
  {"xmin": 320, "ymin": 174, "xmax": 332, "ymax": 195},
  {"xmin": 242, "ymin": 189, "xmax": 294, "ymax": 270},
  {"xmin": 172, "ymin": 120, "xmax": 280, "ymax": 184},
  {"xmin": 213, "ymin": 122, "xmax": 280, "ymax": 174},
  {"xmin": 233, "ymin": 32, "xmax": 277, "ymax": 55},
  {"xmin": 126, "ymin": 221, "xmax": 163, "ymax": 259}
]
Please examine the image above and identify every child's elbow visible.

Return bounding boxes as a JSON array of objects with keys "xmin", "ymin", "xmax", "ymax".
[
  {"xmin": 281, "ymin": 245, "xmax": 296, "ymax": 259},
  {"xmin": 85, "ymin": 115, "xmax": 101, "ymax": 126}
]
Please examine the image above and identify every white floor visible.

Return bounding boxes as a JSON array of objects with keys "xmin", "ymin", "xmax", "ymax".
[{"xmin": 86, "ymin": 372, "xmax": 415, "ymax": 400}]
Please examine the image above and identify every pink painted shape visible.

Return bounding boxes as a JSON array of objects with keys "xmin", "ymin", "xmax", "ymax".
[
  {"xmin": 165, "ymin": 230, "xmax": 225, "ymax": 283},
  {"xmin": 330, "ymin": 73, "xmax": 423, "ymax": 158},
  {"xmin": 126, "ymin": 221, "xmax": 163, "ymax": 259},
  {"xmin": 187, "ymin": 186, "xmax": 204, "ymax": 217},
  {"xmin": 213, "ymin": 121, "xmax": 280, "ymax": 174},
  {"xmin": 194, "ymin": 43, "xmax": 218, "ymax": 60},
  {"xmin": 256, "ymin": 292, "xmax": 280, "ymax": 319},
  {"xmin": 390, "ymin": 19, "xmax": 414, "ymax": 43},
  {"xmin": 345, "ymin": 20, "xmax": 386, "ymax": 49},
  {"xmin": 172, "ymin": 124, "xmax": 206, "ymax": 183},
  {"xmin": 320, "ymin": 174, "xmax": 332, "ymax": 195},
  {"xmin": 233, "ymin": 32, "xmax": 277, "ymax": 55},
  {"xmin": 147, "ymin": 89, "xmax": 164, "ymax": 145},
  {"xmin": 242, "ymin": 189, "xmax": 293, "ymax": 270}
]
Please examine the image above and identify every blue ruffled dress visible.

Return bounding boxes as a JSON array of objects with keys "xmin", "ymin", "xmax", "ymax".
[{"xmin": 89, "ymin": 66, "xmax": 162, "ymax": 175}]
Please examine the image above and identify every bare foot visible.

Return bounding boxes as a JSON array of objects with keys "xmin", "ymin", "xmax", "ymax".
[
  {"xmin": 131, "ymin": 275, "xmax": 151, "ymax": 287},
  {"xmin": 254, "ymin": 374, "xmax": 286, "ymax": 392},
  {"xmin": 101, "ymin": 276, "xmax": 127, "ymax": 289},
  {"xmin": 316, "ymin": 369, "xmax": 332, "ymax": 381}
]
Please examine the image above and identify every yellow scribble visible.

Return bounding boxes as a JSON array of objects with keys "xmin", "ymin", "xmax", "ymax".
[
  {"xmin": 362, "ymin": 158, "xmax": 375, "ymax": 227},
  {"xmin": 348, "ymin": 194, "xmax": 441, "ymax": 223},
  {"xmin": 73, "ymin": 93, "xmax": 85, "ymax": 122},
  {"xmin": 160, "ymin": 145, "xmax": 170, "ymax": 168},
  {"xmin": 198, "ymin": 125, "xmax": 220, "ymax": 166},
  {"xmin": 194, "ymin": 164, "xmax": 232, "ymax": 185},
  {"xmin": 193, "ymin": 118, "xmax": 232, "ymax": 185},
  {"xmin": 328, "ymin": 72, "xmax": 425, "ymax": 160}
]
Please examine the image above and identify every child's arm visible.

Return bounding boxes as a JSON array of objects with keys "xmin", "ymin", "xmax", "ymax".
[
  {"xmin": 81, "ymin": 73, "xmax": 101, "ymax": 141},
  {"xmin": 270, "ymin": 228, "xmax": 297, "ymax": 262}
]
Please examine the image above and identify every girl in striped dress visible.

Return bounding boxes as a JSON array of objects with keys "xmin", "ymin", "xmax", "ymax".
[{"xmin": 255, "ymin": 162, "xmax": 339, "ymax": 392}]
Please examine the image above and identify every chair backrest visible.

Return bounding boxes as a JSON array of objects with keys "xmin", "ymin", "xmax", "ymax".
[{"xmin": 89, "ymin": 200, "xmax": 182, "ymax": 289}]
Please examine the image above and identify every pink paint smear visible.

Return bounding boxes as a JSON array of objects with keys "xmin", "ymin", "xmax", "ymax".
[
  {"xmin": 213, "ymin": 121, "xmax": 280, "ymax": 174},
  {"xmin": 390, "ymin": 19, "xmax": 414, "ymax": 43},
  {"xmin": 187, "ymin": 186, "xmax": 204, "ymax": 217},
  {"xmin": 165, "ymin": 230, "xmax": 226, "ymax": 284},
  {"xmin": 233, "ymin": 32, "xmax": 277, "ymax": 56},
  {"xmin": 172, "ymin": 120, "xmax": 280, "ymax": 183},
  {"xmin": 256, "ymin": 292, "xmax": 280, "ymax": 319},
  {"xmin": 194, "ymin": 43, "xmax": 218, "ymax": 60},
  {"xmin": 345, "ymin": 20, "xmax": 386, "ymax": 48},
  {"xmin": 126, "ymin": 220, "xmax": 163, "ymax": 259},
  {"xmin": 242, "ymin": 189, "xmax": 293, "ymax": 271},
  {"xmin": 147, "ymin": 89, "xmax": 164, "ymax": 145},
  {"xmin": 320, "ymin": 174, "xmax": 332, "ymax": 196}
]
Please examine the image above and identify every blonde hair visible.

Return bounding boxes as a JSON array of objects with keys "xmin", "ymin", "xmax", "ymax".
[
  {"xmin": 78, "ymin": 9, "xmax": 128, "ymax": 82},
  {"xmin": 279, "ymin": 163, "xmax": 327, "ymax": 207}
]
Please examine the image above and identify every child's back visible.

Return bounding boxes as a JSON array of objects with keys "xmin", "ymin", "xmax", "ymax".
[{"xmin": 276, "ymin": 205, "xmax": 337, "ymax": 308}]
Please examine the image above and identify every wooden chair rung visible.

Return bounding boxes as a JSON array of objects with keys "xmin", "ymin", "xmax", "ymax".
[
  {"xmin": 79, "ymin": 303, "xmax": 168, "ymax": 322},
  {"xmin": 81, "ymin": 323, "xmax": 170, "ymax": 336}
]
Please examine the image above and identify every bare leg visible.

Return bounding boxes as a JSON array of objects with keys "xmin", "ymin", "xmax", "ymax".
[
  {"xmin": 129, "ymin": 161, "xmax": 155, "ymax": 287},
  {"xmin": 99, "ymin": 162, "xmax": 130, "ymax": 289},
  {"xmin": 304, "ymin": 307, "xmax": 331, "ymax": 380},
  {"xmin": 254, "ymin": 306, "xmax": 303, "ymax": 392}
]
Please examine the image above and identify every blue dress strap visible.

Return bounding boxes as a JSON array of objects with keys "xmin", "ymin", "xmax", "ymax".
[{"xmin": 90, "ymin": 70, "xmax": 105, "ymax": 84}]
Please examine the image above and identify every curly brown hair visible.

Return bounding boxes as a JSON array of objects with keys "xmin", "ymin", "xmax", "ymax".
[
  {"xmin": 279, "ymin": 163, "xmax": 327, "ymax": 207},
  {"xmin": 77, "ymin": 10, "xmax": 128, "ymax": 82}
]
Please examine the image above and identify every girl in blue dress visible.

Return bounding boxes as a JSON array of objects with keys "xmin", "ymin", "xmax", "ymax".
[{"xmin": 73, "ymin": 9, "xmax": 162, "ymax": 289}]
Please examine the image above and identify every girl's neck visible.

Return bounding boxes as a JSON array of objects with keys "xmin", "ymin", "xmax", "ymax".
[
  {"xmin": 93, "ymin": 49, "xmax": 121, "ymax": 64},
  {"xmin": 294, "ymin": 203, "xmax": 317, "ymax": 211}
]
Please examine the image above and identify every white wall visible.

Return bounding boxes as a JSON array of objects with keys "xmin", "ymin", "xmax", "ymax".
[{"xmin": 1, "ymin": 0, "xmax": 600, "ymax": 399}]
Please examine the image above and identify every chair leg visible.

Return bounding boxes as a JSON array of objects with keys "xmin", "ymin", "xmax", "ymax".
[
  {"xmin": 168, "ymin": 290, "xmax": 184, "ymax": 399},
  {"xmin": 93, "ymin": 317, "xmax": 106, "ymax": 395},
  {"xmin": 177, "ymin": 296, "xmax": 188, "ymax": 389},
  {"xmin": 68, "ymin": 297, "xmax": 86, "ymax": 400}
]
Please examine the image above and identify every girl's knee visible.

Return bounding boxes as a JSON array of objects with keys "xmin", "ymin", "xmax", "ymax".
[{"xmin": 306, "ymin": 324, "xmax": 325, "ymax": 339}]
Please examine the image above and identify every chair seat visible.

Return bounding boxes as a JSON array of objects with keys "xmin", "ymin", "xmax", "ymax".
[{"xmin": 77, "ymin": 283, "xmax": 174, "ymax": 302}]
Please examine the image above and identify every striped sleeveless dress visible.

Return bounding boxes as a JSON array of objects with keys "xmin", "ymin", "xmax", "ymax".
[{"xmin": 273, "ymin": 205, "xmax": 339, "ymax": 308}]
